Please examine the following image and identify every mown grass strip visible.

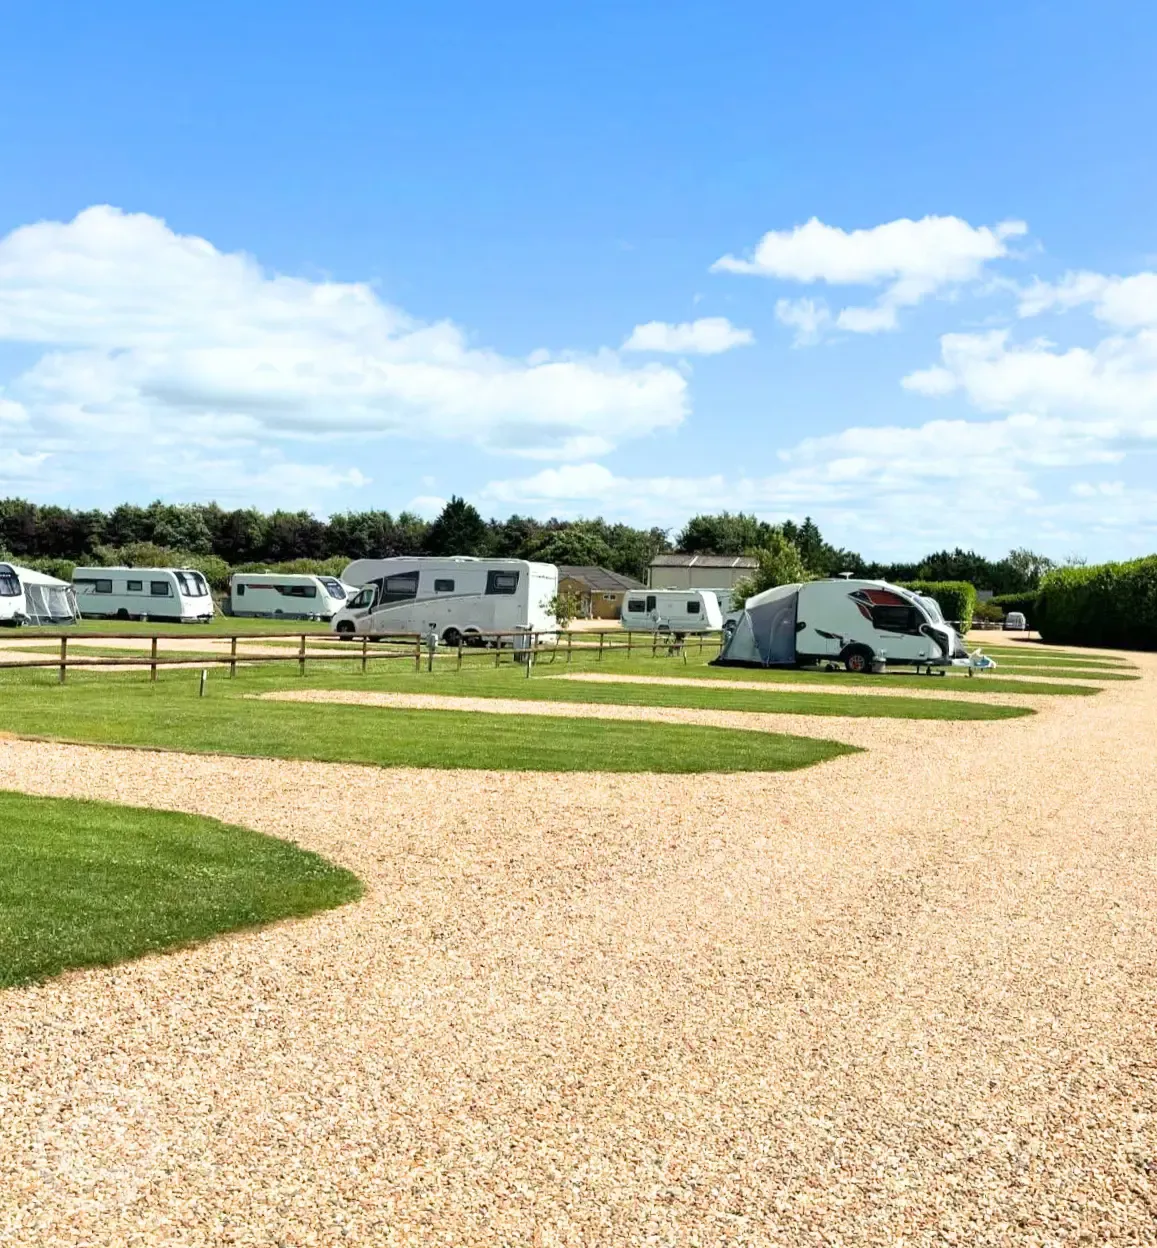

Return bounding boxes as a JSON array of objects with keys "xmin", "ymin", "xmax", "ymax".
[
  {"xmin": 0, "ymin": 790, "xmax": 362, "ymax": 989},
  {"xmin": 0, "ymin": 667, "xmax": 857, "ymax": 773}
]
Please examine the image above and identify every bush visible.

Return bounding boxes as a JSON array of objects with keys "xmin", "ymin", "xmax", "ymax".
[
  {"xmin": 990, "ymin": 591, "xmax": 1039, "ymax": 623},
  {"xmin": 898, "ymin": 580, "xmax": 978, "ymax": 632},
  {"xmin": 0, "ymin": 553, "xmax": 76, "ymax": 582},
  {"xmin": 230, "ymin": 557, "xmax": 348, "ymax": 580},
  {"xmin": 1035, "ymin": 556, "xmax": 1157, "ymax": 649},
  {"xmin": 972, "ymin": 601, "xmax": 1004, "ymax": 624}
]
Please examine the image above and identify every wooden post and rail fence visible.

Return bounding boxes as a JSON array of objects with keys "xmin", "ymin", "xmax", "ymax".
[{"xmin": 0, "ymin": 627, "xmax": 727, "ymax": 684}]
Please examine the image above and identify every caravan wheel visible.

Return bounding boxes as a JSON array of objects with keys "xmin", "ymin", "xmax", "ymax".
[
  {"xmin": 842, "ymin": 644, "xmax": 874, "ymax": 674},
  {"xmin": 443, "ymin": 627, "xmax": 463, "ymax": 647}
]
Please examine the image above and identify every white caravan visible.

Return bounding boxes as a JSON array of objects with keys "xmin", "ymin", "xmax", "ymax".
[
  {"xmin": 227, "ymin": 572, "xmax": 349, "ymax": 621},
  {"xmin": 72, "ymin": 567, "xmax": 214, "ymax": 623},
  {"xmin": 0, "ymin": 563, "xmax": 79, "ymax": 626},
  {"xmin": 620, "ymin": 589, "xmax": 724, "ymax": 634},
  {"xmin": 715, "ymin": 578, "xmax": 969, "ymax": 671},
  {"xmin": 333, "ymin": 557, "xmax": 558, "ymax": 644}
]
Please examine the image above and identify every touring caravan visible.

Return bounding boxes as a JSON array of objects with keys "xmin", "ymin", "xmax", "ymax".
[
  {"xmin": 226, "ymin": 573, "xmax": 349, "ymax": 621},
  {"xmin": 71, "ymin": 567, "xmax": 214, "ymax": 623},
  {"xmin": 332, "ymin": 557, "xmax": 558, "ymax": 644},
  {"xmin": 0, "ymin": 563, "xmax": 79, "ymax": 626},
  {"xmin": 620, "ymin": 589, "xmax": 724, "ymax": 634},
  {"xmin": 714, "ymin": 578, "xmax": 969, "ymax": 671}
]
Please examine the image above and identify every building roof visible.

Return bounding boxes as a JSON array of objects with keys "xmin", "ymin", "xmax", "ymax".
[
  {"xmin": 558, "ymin": 565, "xmax": 646, "ymax": 591},
  {"xmin": 648, "ymin": 554, "xmax": 758, "ymax": 569}
]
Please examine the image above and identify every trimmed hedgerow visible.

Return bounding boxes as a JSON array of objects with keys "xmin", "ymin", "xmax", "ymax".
[
  {"xmin": 899, "ymin": 581, "xmax": 978, "ymax": 632},
  {"xmin": 990, "ymin": 592, "xmax": 1040, "ymax": 621},
  {"xmin": 1036, "ymin": 557, "xmax": 1157, "ymax": 650}
]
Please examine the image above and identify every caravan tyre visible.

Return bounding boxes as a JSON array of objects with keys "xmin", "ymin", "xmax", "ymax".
[
  {"xmin": 115, "ymin": 608, "xmax": 129, "ymax": 620},
  {"xmin": 442, "ymin": 627, "xmax": 463, "ymax": 647},
  {"xmin": 843, "ymin": 644, "xmax": 874, "ymax": 674}
]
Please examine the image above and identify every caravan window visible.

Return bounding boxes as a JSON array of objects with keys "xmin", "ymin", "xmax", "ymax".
[
  {"xmin": 871, "ymin": 604, "xmax": 919, "ymax": 633},
  {"xmin": 686, "ymin": 600, "xmax": 700, "ymax": 614},
  {"xmin": 277, "ymin": 584, "xmax": 317, "ymax": 598},
  {"xmin": 626, "ymin": 598, "xmax": 646, "ymax": 613},
  {"xmin": 0, "ymin": 571, "xmax": 18, "ymax": 597},
  {"xmin": 319, "ymin": 578, "xmax": 345, "ymax": 598},
  {"xmin": 177, "ymin": 571, "xmax": 209, "ymax": 597},
  {"xmin": 485, "ymin": 570, "xmax": 519, "ymax": 595},
  {"xmin": 150, "ymin": 581, "xmax": 172, "ymax": 597},
  {"xmin": 381, "ymin": 571, "xmax": 419, "ymax": 603},
  {"xmin": 127, "ymin": 580, "xmax": 143, "ymax": 592},
  {"xmin": 434, "ymin": 578, "xmax": 455, "ymax": 593},
  {"xmin": 646, "ymin": 595, "xmax": 656, "ymax": 612}
]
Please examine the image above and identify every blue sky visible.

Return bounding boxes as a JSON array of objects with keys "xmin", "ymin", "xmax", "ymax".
[{"xmin": 2, "ymin": 1, "xmax": 1156, "ymax": 559}]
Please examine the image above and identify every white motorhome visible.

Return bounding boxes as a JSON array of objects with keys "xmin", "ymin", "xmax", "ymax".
[
  {"xmin": 333, "ymin": 557, "xmax": 558, "ymax": 644},
  {"xmin": 226, "ymin": 572, "xmax": 349, "ymax": 621},
  {"xmin": 0, "ymin": 563, "xmax": 79, "ymax": 626},
  {"xmin": 715, "ymin": 578, "xmax": 969, "ymax": 671},
  {"xmin": 71, "ymin": 567, "xmax": 214, "ymax": 623},
  {"xmin": 620, "ymin": 589, "xmax": 724, "ymax": 634}
]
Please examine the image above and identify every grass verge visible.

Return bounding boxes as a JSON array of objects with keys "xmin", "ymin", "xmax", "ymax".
[
  {"xmin": 0, "ymin": 790, "xmax": 361, "ymax": 989},
  {"xmin": 0, "ymin": 666, "xmax": 859, "ymax": 773}
]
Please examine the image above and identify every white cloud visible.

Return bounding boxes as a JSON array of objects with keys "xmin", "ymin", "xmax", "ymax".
[
  {"xmin": 622, "ymin": 316, "xmax": 753, "ymax": 354},
  {"xmin": 406, "ymin": 495, "xmax": 448, "ymax": 518},
  {"xmin": 1019, "ymin": 270, "xmax": 1157, "ymax": 328},
  {"xmin": 774, "ymin": 298, "xmax": 831, "ymax": 346},
  {"xmin": 715, "ymin": 215, "xmax": 1027, "ymax": 338},
  {"xmin": 0, "ymin": 398, "xmax": 29, "ymax": 425},
  {"xmin": 0, "ymin": 206, "xmax": 689, "ymax": 501}
]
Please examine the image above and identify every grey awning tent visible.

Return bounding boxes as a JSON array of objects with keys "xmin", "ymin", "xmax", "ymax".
[
  {"xmin": 3, "ymin": 564, "xmax": 80, "ymax": 626},
  {"xmin": 712, "ymin": 583, "xmax": 800, "ymax": 667}
]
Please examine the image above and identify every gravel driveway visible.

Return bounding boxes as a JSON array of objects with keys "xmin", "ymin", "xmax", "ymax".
[{"xmin": 0, "ymin": 657, "xmax": 1154, "ymax": 1245}]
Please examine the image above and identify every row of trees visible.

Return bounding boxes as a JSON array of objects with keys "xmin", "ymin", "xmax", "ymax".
[{"xmin": 0, "ymin": 496, "xmax": 1059, "ymax": 594}]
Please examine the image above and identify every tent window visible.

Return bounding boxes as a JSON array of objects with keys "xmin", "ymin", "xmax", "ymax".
[
  {"xmin": 686, "ymin": 600, "xmax": 700, "ymax": 614},
  {"xmin": 626, "ymin": 599, "xmax": 646, "ymax": 613},
  {"xmin": 150, "ymin": 581, "xmax": 173, "ymax": 597},
  {"xmin": 485, "ymin": 571, "xmax": 519, "ymax": 595},
  {"xmin": 434, "ymin": 578, "xmax": 455, "ymax": 593},
  {"xmin": 127, "ymin": 580, "xmax": 143, "ymax": 592}
]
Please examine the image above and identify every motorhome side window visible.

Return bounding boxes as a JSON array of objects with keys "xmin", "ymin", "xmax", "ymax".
[
  {"xmin": 485, "ymin": 571, "xmax": 519, "ymax": 595},
  {"xmin": 381, "ymin": 572, "xmax": 420, "ymax": 603},
  {"xmin": 350, "ymin": 586, "xmax": 374, "ymax": 608},
  {"xmin": 627, "ymin": 598, "xmax": 646, "ymax": 612},
  {"xmin": 871, "ymin": 604, "xmax": 918, "ymax": 633},
  {"xmin": 686, "ymin": 600, "xmax": 700, "ymax": 614},
  {"xmin": 150, "ymin": 581, "xmax": 172, "ymax": 596},
  {"xmin": 127, "ymin": 580, "xmax": 143, "ymax": 592},
  {"xmin": 434, "ymin": 578, "xmax": 455, "ymax": 593}
]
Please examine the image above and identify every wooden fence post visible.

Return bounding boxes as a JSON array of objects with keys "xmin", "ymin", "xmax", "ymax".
[
  {"xmin": 150, "ymin": 636, "xmax": 158, "ymax": 682},
  {"xmin": 59, "ymin": 636, "xmax": 67, "ymax": 684},
  {"xmin": 298, "ymin": 633, "xmax": 306, "ymax": 677},
  {"xmin": 457, "ymin": 638, "xmax": 463, "ymax": 671},
  {"xmin": 627, "ymin": 631, "xmax": 632, "ymax": 659},
  {"xmin": 495, "ymin": 634, "xmax": 501, "ymax": 668},
  {"xmin": 362, "ymin": 636, "xmax": 368, "ymax": 673},
  {"xmin": 229, "ymin": 636, "xmax": 237, "ymax": 678},
  {"xmin": 414, "ymin": 636, "xmax": 422, "ymax": 672},
  {"xmin": 597, "ymin": 631, "xmax": 604, "ymax": 662},
  {"xmin": 567, "ymin": 632, "xmax": 573, "ymax": 664}
]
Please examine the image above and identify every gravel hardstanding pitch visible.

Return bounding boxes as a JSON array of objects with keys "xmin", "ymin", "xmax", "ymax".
[{"xmin": 0, "ymin": 657, "xmax": 1154, "ymax": 1245}]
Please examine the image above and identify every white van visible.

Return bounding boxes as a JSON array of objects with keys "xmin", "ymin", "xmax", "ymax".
[
  {"xmin": 0, "ymin": 563, "xmax": 80, "ymax": 626},
  {"xmin": 621, "ymin": 589, "xmax": 724, "ymax": 633},
  {"xmin": 333, "ymin": 557, "xmax": 558, "ymax": 644},
  {"xmin": 716, "ymin": 578, "xmax": 969, "ymax": 670},
  {"xmin": 71, "ymin": 567, "xmax": 214, "ymax": 623},
  {"xmin": 227, "ymin": 572, "xmax": 349, "ymax": 621}
]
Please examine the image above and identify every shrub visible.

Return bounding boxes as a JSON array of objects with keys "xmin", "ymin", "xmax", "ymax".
[
  {"xmin": 972, "ymin": 601, "xmax": 1004, "ymax": 624},
  {"xmin": 0, "ymin": 553, "xmax": 76, "ymax": 582},
  {"xmin": 990, "ymin": 591, "xmax": 1039, "ymax": 623},
  {"xmin": 898, "ymin": 580, "xmax": 978, "ymax": 632},
  {"xmin": 1035, "ymin": 556, "xmax": 1157, "ymax": 649}
]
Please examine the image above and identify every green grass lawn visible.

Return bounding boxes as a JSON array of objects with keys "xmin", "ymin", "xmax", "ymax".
[
  {"xmin": 987, "ymin": 664, "xmax": 1139, "ymax": 681},
  {"xmin": 0, "ymin": 790, "xmax": 362, "ymax": 989},
  {"xmin": 0, "ymin": 665, "xmax": 860, "ymax": 773},
  {"xmin": 970, "ymin": 645, "xmax": 1135, "ymax": 667},
  {"xmin": 28, "ymin": 617, "xmax": 332, "ymax": 638}
]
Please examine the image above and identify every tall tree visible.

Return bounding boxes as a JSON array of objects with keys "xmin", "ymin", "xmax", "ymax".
[{"xmin": 424, "ymin": 496, "xmax": 488, "ymax": 556}]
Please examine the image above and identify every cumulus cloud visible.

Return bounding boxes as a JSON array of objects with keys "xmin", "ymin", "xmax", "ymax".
[
  {"xmin": 774, "ymin": 298, "xmax": 831, "ymax": 347},
  {"xmin": 621, "ymin": 316, "xmax": 753, "ymax": 354},
  {"xmin": 1018, "ymin": 270, "xmax": 1157, "ymax": 327},
  {"xmin": 715, "ymin": 215, "xmax": 1027, "ymax": 338},
  {"xmin": 0, "ymin": 206, "xmax": 688, "ymax": 501}
]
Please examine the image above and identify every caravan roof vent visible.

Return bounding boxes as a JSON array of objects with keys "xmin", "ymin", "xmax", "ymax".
[{"xmin": 834, "ymin": 571, "xmax": 854, "ymax": 579}]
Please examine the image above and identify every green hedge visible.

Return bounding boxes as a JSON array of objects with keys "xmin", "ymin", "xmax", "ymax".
[
  {"xmin": 990, "ymin": 591, "xmax": 1039, "ymax": 622},
  {"xmin": 1035, "ymin": 556, "xmax": 1157, "ymax": 649},
  {"xmin": 899, "ymin": 580, "xmax": 978, "ymax": 632}
]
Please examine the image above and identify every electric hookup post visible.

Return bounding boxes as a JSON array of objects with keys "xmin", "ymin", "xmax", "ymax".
[{"xmin": 427, "ymin": 626, "xmax": 438, "ymax": 673}]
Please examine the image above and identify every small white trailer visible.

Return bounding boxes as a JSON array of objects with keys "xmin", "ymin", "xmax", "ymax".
[
  {"xmin": 332, "ymin": 557, "xmax": 558, "ymax": 644},
  {"xmin": 620, "ymin": 589, "xmax": 724, "ymax": 634},
  {"xmin": 226, "ymin": 572, "xmax": 350, "ymax": 621},
  {"xmin": 715, "ymin": 578, "xmax": 971, "ymax": 671},
  {"xmin": 72, "ymin": 567, "xmax": 214, "ymax": 623},
  {"xmin": 0, "ymin": 563, "xmax": 79, "ymax": 626}
]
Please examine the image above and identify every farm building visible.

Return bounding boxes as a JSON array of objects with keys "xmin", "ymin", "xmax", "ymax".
[
  {"xmin": 557, "ymin": 566, "xmax": 646, "ymax": 619},
  {"xmin": 647, "ymin": 553, "xmax": 757, "ymax": 592}
]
